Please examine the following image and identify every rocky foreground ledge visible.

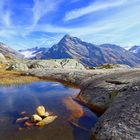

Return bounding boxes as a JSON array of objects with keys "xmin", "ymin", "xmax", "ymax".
[{"xmin": 26, "ymin": 67, "xmax": 140, "ymax": 140}]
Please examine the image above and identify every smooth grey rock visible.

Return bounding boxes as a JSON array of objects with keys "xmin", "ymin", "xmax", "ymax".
[{"xmin": 92, "ymin": 87, "xmax": 140, "ymax": 140}]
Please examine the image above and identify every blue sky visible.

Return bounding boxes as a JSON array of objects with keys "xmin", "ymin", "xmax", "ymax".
[{"xmin": 0, "ymin": 0, "xmax": 140, "ymax": 50}]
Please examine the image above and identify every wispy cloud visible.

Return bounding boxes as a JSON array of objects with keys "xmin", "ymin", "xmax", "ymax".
[
  {"xmin": 0, "ymin": 0, "xmax": 12, "ymax": 28},
  {"xmin": 32, "ymin": 0, "xmax": 63, "ymax": 25},
  {"xmin": 64, "ymin": 0, "xmax": 127, "ymax": 21},
  {"xmin": 3, "ymin": 10, "xmax": 11, "ymax": 27},
  {"xmin": 0, "ymin": 0, "xmax": 140, "ymax": 49}
]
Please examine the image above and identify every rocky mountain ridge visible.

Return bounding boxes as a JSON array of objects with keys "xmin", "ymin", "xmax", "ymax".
[
  {"xmin": 1, "ymin": 35, "xmax": 140, "ymax": 67},
  {"xmin": 0, "ymin": 42, "xmax": 23, "ymax": 60},
  {"xmin": 40, "ymin": 34, "xmax": 140, "ymax": 66}
]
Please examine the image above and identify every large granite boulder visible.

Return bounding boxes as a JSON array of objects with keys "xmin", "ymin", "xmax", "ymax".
[
  {"xmin": 27, "ymin": 60, "xmax": 61, "ymax": 69},
  {"xmin": 27, "ymin": 59, "xmax": 86, "ymax": 70},
  {"xmin": 7, "ymin": 62, "xmax": 29, "ymax": 71},
  {"xmin": 6, "ymin": 59, "xmax": 86, "ymax": 72}
]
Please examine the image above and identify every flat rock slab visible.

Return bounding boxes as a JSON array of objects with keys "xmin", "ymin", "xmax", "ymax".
[{"xmin": 27, "ymin": 68, "xmax": 140, "ymax": 140}]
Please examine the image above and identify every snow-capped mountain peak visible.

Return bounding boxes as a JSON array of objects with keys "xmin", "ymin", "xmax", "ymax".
[{"xmin": 19, "ymin": 47, "xmax": 48, "ymax": 59}]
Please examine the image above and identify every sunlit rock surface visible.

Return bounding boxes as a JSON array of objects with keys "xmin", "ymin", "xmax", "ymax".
[{"xmin": 6, "ymin": 59, "xmax": 86, "ymax": 71}]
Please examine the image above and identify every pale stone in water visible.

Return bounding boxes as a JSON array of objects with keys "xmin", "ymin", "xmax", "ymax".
[
  {"xmin": 36, "ymin": 106, "xmax": 46, "ymax": 117},
  {"xmin": 44, "ymin": 112, "xmax": 49, "ymax": 117},
  {"xmin": 31, "ymin": 114, "xmax": 42, "ymax": 123},
  {"xmin": 36, "ymin": 115, "xmax": 58, "ymax": 127},
  {"xmin": 16, "ymin": 117, "xmax": 29, "ymax": 123}
]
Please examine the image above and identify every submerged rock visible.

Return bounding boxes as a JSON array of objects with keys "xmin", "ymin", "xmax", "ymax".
[
  {"xmin": 19, "ymin": 111, "xmax": 26, "ymax": 115},
  {"xmin": 31, "ymin": 114, "xmax": 42, "ymax": 123},
  {"xmin": 36, "ymin": 115, "xmax": 58, "ymax": 127},
  {"xmin": 24, "ymin": 121, "xmax": 34, "ymax": 127},
  {"xmin": 16, "ymin": 106, "xmax": 56, "ymax": 128},
  {"xmin": 16, "ymin": 117, "xmax": 29, "ymax": 123}
]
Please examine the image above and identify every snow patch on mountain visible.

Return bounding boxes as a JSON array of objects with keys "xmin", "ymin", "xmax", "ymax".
[
  {"xmin": 129, "ymin": 46, "xmax": 140, "ymax": 53},
  {"xmin": 19, "ymin": 47, "xmax": 48, "ymax": 59},
  {"xmin": 19, "ymin": 50, "xmax": 37, "ymax": 58}
]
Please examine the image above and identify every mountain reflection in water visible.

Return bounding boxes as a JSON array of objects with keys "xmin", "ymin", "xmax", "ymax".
[{"xmin": 0, "ymin": 81, "xmax": 97, "ymax": 140}]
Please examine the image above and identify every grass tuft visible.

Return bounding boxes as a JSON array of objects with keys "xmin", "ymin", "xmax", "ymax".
[{"xmin": 0, "ymin": 64, "xmax": 40, "ymax": 85}]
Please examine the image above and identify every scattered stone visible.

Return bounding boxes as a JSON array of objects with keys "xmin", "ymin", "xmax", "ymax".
[
  {"xmin": 36, "ymin": 106, "xmax": 46, "ymax": 117},
  {"xmin": 36, "ymin": 115, "xmax": 58, "ymax": 127},
  {"xmin": 18, "ymin": 127, "xmax": 24, "ymax": 131},
  {"xmin": 44, "ymin": 112, "xmax": 49, "ymax": 117},
  {"xmin": 24, "ymin": 121, "xmax": 34, "ymax": 127},
  {"xmin": 19, "ymin": 111, "xmax": 26, "ymax": 115},
  {"xmin": 31, "ymin": 114, "xmax": 42, "ymax": 123},
  {"xmin": 16, "ymin": 106, "xmax": 57, "ymax": 128},
  {"xmin": 16, "ymin": 117, "xmax": 29, "ymax": 123}
]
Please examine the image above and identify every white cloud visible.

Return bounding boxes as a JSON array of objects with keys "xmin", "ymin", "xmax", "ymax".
[
  {"xmin": 0, "ymin": 0, "xmax": 12, "ymax": 27},
  {"xmin": 31, "ymin": 2, "xmax": 140, "ymax": 46},
  {"xmin": 65, "ymin": 0, "xmax": 127, "ymax": 21},
  {"xmin": 32, "ymin": 0, "xmax": 63, "ymax": 25},
  {"xmin": 3, "ymin": 11, "xmax": 11, "ymax": 27},
  {"xmin": 0, "ymin": 0, "xmax": 140, "ymax": 49}
]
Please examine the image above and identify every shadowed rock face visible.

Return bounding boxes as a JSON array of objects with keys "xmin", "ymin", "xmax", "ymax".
[
  {"xmin": 27, "ymin": 67, "xmax": 140, "ymax": 140},
  {"xmin": 0, "ymin": 42, "xmax": 23, "ymax": 59},
  {"xmin": 41, "ymin": 35, "xmax": 140, "ymax": 66}
]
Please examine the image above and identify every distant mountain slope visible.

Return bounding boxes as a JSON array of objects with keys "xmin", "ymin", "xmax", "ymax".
[
  {"xmin": 0, "ymin": 42, "xmax": 23, "ymax": 59},
  {"xmin": 19, "ymin": 47, "xmax": 48, "ymax": 59},
  {"xmin": 129, "ymin": 46, "xmax": 140, "ymax": 59},
  {"xmin": 40, "ymin": 34, "xmax": 140, "ymax": 66},
  {"xmin": 98, "ymin": 44, "xmax": 140, "ymax": 66}
]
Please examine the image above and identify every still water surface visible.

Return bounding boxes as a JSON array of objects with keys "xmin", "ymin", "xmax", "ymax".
[{"xmin": 0, "ymin": 81, "xmax": 97, "ymax": 140}]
